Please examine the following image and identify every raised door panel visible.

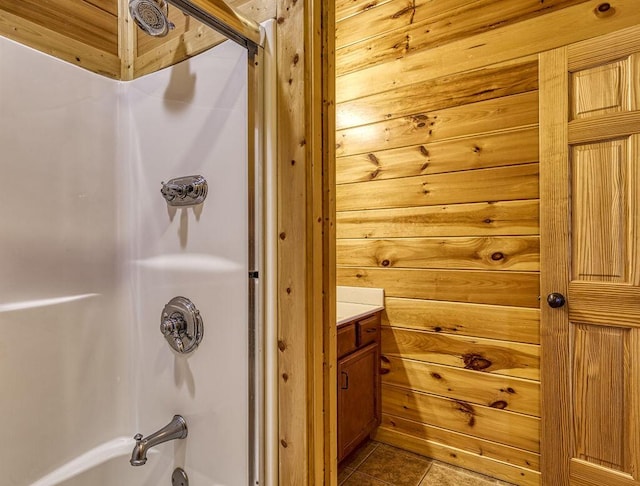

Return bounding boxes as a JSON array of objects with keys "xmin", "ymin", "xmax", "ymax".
[
  {"xmin": 572, "ymin": 324, "xmax": 629, "ymax": 472},
  {"xmin": 571, "ymin": 138, "xmax": 629, "ymax": 283}
]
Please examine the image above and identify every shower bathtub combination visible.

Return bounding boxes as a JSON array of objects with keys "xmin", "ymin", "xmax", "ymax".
[{"xmin": 0, "ymin": 1, "xmax": 276, "ymax": 485}]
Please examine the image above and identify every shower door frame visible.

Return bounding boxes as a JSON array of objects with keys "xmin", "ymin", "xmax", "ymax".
[{"xmin": 163, "ymin": 2, "xmax": 268, "ymax": 484}]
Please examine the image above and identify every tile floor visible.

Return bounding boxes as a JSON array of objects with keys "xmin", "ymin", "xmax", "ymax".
[{"xmin": 339, "ymin": 441, "xmax": 515, "ymax": 486}]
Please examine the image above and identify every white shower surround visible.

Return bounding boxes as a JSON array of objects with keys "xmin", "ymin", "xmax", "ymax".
[{"xmin": 0, "ymin": 21, "xmax": 274, "ymax": 486}]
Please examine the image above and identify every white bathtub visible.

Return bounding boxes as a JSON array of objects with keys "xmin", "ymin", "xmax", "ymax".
[{"xmin": 30, "ymin": 438, "xmax": 163, "ymax": 486}]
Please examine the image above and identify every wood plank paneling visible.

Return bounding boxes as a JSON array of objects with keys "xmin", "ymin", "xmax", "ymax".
[
  {"xmin": 88, "ymin": 0, "xmax": 119, "ymax": 16},
  {"xmin": 337, "ymin": 92, "xmax": 539, "ymax": 157},
  {"xmin": 337, "ymin": 164, "xmax": 539, "ymax": 211},
  {"xmin": 0, "ymin": 0, "xmax": 118, "ymax": 54},
  {"xmin": 335, "ymin": 0, "xmax": 394, "ymax": 22},
  {"xmin": 336, "ymin": 0, "xmax": 640, "ymax": 103},
  {"xmin": 382, "ymin": 356, "xmax": 540, "ymax": 415},
  {"xmin": 336, "ymin": 200, "xmax": 540, "ymax": 239},
  {"xmin": 337, "ymin": 267, "xmax": 540, "ymax": 308},
  {"xmin": 382, "ymin": 297, "xmax": 540, "ymax": 344},
  {"xmin": 337, "ymin": 60, "xmax": 538, "ymax": 130},
  {"xmin": 381, "ymin": 327, "xmax": 540, "ymax": 380},
  {"xmin": 337, "ymin": 236, "xmax": 539, "ymax": 271},
  {"xmin": 336, "ymin": 0, "xmax": 586, "ymax": 75},
  {"xmin": 376, "ymin": 426, "xmax": 541, "ymax": 485},
  {"xmin": 336, "ymin": 127, "xmax": 539, "ymax": 184},
  {"xmin": 379, "ymin": 414, "xmax": 541, "ymax": 472},
  {"xmin": 0, "ymin": 7, "xmax": 121, "ymax": 78},
  {"xmin": 336, "ymin": 0, "xmax": 480, "ymax": 47},
  {"xmin": 382, "ymin": 384, "xmax": 540, "ymax": 452}
]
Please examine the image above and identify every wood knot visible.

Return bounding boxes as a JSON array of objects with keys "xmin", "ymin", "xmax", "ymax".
[
  {"xmin": 430, "ymin": 372, "xmax": 442, "ymax": 380},
  {"xmin": 490, "ymin": 400, "xmax": 508, "ymax": 409},
  {"xmin": 279, "ymin": 232, "xmax": 286, "ymax": 240},
  {"xmin": 434, "ymin": 326, "xmax": 442, "ymax": 332},
  {"xmin": 280, "ymin": 439, "xmax": 288, "ymax": 448},
  {"xmin": 286, "ymin": 287, "xmax": 292, "ymax": 294},
  {"xmin": 381, "ymin": 259, "xmax": 390, "ymax": 267},
  {"xmin": 277, "ymin": 340, "xmax": 286, "ymax": 351},
  {"xmin": 282, "ymin": 373, "xmax": 289, "ymax": 382},
  {"xmin": 491, "ymin": 252, "xmax": 504, "ymax": 261},
  {"xmin": 462, "ymin": 353, "xmax": 492, "ymax": 371},
  {"xmin": 594, "ymin": 2, "xmax": 614, "ymax": 17},
  {"xmin": 293, "ymin": 53, "xmax": 299, "ymax": 65}
]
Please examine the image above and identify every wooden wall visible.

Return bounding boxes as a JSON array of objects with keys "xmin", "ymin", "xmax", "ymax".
[
  {"xmin": 335, "ymin": 0, "xmax": 640, "ymax": 484},
  {"xmin": 0, "ymin": 0, "xmax": 275, "ymax": 79},
  {"xmin": 0, "ymin": 0, "xmax": 121, "ymax": 78}
]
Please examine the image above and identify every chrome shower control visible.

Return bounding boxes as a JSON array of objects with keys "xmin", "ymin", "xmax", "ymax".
[
  {"xmin": 160, "ymin": 297, "xmax": 203, "ymax": 353},
  {"xmin": 161, "ymin": 175, "xmax": 208, "ymax": 207}
]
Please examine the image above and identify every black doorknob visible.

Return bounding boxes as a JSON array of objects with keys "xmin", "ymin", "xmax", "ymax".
[{"xmin": 547, "ymin": 293, "xmax": 566, "ymax": 308}]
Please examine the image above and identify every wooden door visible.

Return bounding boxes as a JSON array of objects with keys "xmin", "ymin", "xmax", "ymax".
[{"xmin": 540, "ymin": 26, "xmax": 640, "ymax": 486}]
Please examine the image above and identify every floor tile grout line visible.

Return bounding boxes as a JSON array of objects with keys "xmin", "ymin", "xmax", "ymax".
[
  {"xmin": 338, "ymin": 467, "xmax": 355, "ymax": 486},
  {"xmin": 352, "ymin": 441, "xmax": 379, "ymax": 470},
  {"xmin": 416, "ymin": 460, "xmax": 433, "ymax": 485}
]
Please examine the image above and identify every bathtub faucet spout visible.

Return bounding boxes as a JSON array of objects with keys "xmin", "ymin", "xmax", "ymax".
[{"xmin": 130, "ymin": 415, "xmax": 188, "ymax": 466}]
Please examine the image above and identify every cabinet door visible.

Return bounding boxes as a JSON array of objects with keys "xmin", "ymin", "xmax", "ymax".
[{"xmin": 338, "ymin": 342, "xmax": 379, "ymax": 461}]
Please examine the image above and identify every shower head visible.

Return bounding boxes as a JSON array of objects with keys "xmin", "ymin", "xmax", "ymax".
[{"xmin": 129, "ymin": 0, "xmax": 175, "ymax": 37}]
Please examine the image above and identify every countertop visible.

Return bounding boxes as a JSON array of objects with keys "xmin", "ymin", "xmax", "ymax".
[{"xmin": 336, "ymin": 286, "xmax": 384, "ymax": 326}]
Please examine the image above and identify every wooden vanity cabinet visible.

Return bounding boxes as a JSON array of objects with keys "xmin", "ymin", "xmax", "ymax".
[{"xmin": 337, "ymin": 312, "xmax": 381, "ymax": 462}]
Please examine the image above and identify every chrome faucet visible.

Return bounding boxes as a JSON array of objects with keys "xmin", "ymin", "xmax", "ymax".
[{"xmin": 130, "ymin": 415, "xmax": 188, "ymax": 466}]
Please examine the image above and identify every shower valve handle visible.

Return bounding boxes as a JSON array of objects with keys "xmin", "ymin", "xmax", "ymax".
[
  {"xmin": 160, "ymin": 175, "xmax": 208, "ymax": 207},
  {"xmin": 160, "ymin": 297, "xmax": 204, "ymax": 354}
]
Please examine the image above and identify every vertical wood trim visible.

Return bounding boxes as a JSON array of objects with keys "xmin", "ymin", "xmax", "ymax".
[
  {"xmin": 277, "ymin": 0, "xmax": 330, "ymax": 481},
  {"xmin": 539, "ymin": 47, "xmax": 570, "ymax": 485},
  {"xmin": 276, "ymin": 0, "xmax": 309, "ymax": 480},
  {"xmin": 321, "ymin": 0, "xmax": 337, "ymax": 483},
  {"xmin": 117, "ymin": 0, "xmax": 135, "ymax": 80},
  {"xmin": 307, "ymin": 0, "xmax": 328, "ymax": 481}
]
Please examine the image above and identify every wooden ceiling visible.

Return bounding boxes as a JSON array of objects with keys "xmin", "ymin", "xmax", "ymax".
[{"xmin": 0, "ymin": 0, "xmax": 274, "ymax": 79}]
